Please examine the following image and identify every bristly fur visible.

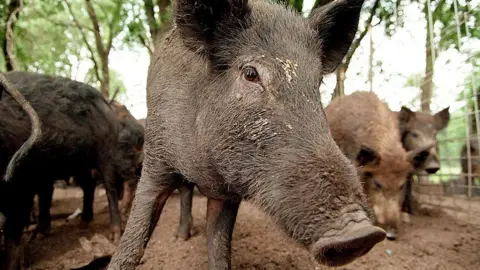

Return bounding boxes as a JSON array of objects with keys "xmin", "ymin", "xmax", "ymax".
[{"xmin": 107, "ymin": 0, "xmax": 381, "ymax": 269}]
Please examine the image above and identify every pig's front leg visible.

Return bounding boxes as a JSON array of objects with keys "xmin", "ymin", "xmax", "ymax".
[
  {"xmin": 206, "ymin": 197, "xmax": 241, "ymax": 270},
  {"xmin": 106, "ymin": 168, "xmax": 180, "ymax": 270},
  {"xmin": 176, "ymin": 182, "xmax": 195, "ymax": 240}
]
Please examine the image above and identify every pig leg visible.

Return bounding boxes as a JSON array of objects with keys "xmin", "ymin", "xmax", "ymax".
[
  {"xmin": 36, "ymin": 182, "xmax": 54, "ymax": 235},
  {"xmin": 5, "ymin": 193, "xmax": 34, "ymax": 269},
  {"xmin": 106, "ymin": 169, "xmax": 179, "ymax": 270},
  {"xmin": 206, "ymin": 198, "xmax": 241, "ymax": 270},
  {"xmin": 175, "ymin": 182, "xmax": 195, "ymax": 240},
  {"xmin": 121, "ymin": 179, "xmax": 137, "ymax": 216},
  {"xmin": 401, "ymin": 175, "xmax": 413, "ymax": 214},
  {"xmin": 99, "ymin": 165, "xmax": 122, "ymax": 244},
  {"xmin": 5, "ymin": 238, "xmax": 26, "ymax": 270},
  {"xmin": 78, "ymin": 171, "xmax": 96, "ymax": 228}
]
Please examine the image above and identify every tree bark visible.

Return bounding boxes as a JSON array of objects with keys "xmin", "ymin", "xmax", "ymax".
[
  {"xmin": 142, "ymin": 0, "xmax": 171, "ymax": 55},
  {"xmin": 85, "ymin": 0, "xmax": 110, "ymax": 98},
  {"xmin": 331, "ymin": 64, "xmax": 345, "ymax": 100},
  {"xmin": 3, "ymin": 0, "xmax": 23, "ymax": 71},
  {"xmin": 312, "ymin": 0, "xmax": 333, "ymax": 10},
  {"xmin": 420, "ymin": 4, "xmax": 434, "ymax": 113},
  {"xmin": 368, "ymin": 24, "xmax": 374, "ymax": 92},
  {"xmin": 331, "ymin": 0, "xmax": 380, "ymax": 101}
]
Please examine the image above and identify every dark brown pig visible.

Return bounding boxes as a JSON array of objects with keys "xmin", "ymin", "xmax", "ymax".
[
  {"xmin": 325, "ymin": 91, "xmax": 431, "ymax": 241},
  {"xmin": 108, "ymin": 102, "xmax": 144, "ymax": 215},
  {"xmin": 395, "ymin": 106, "xmax": 450, "ymax": 214},
  {"xmin": 397, "ymin": 106, "xmax": 450, "ymax": 173},
  {"xmin": 107, "ymin": 0, "xmax": 386, "ymax": 269}
]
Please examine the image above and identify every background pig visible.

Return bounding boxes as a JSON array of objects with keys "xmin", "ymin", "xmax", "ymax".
[
  {"xmin": 460, "ymin": 136, "xmax": 480, "ymax": 195},
  {"xmin": 0, "ymin": 71, "xmax": 140, "ymax": 269},
  {"xmin": 395, "ymin": 106, "xmax": 450, "ymax": 214},
  {"xmin": 325, "ymin": 91, "xmax": 430, "ymax": 240},
  {"xmin": 107, "ymin": 0, "xmax": 387, "ymax": 269}
]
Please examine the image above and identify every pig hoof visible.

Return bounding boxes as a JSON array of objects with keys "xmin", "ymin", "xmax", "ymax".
[
  {"xmin": 36, "ymin": 222, "xmax": 52, "ymax": 236},
  {"xmin": 78, "ymin": 220, "xmax": 90, "ymax": 229},
  {"xmin": 110, "ymin": 226, "xmax": 122, "ymax": 245},
  {"xmin": 402, "ymin": 212, "xmax": 411, "ymax": 224},
  {"xmin": 175, "ymin": 232, "xmax": 191, "ymax": 241}
]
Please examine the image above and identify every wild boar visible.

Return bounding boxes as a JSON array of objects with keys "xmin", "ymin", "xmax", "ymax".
[{"xmin": 107, "ymin": 0, "xmax": 386, "ymax": 269}]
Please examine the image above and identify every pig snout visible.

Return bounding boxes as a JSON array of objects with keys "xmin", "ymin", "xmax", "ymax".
[
  {"xmin": 424, "ymin": 149, "xmax": 440, "ymax": 174},
  {"xmin": 424, "ymin": 158, "xmax": 440, "ymax": 174},
  {"xmin": 386, "ymin": 227, "xmax": 397, "ymax": 241},
  {"xmin": 311, "ymin": 216, "xmax": 386, "ymax": 266}
]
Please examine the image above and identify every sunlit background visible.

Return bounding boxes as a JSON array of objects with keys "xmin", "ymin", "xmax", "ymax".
[{"xmin": 65, "ymin": 0, "xmax": 479, "ymax": 119}]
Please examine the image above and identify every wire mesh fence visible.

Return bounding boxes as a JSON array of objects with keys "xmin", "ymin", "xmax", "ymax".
[{"xmin": 402, "ymin": 0, "xmax": 480, "ymax": 225}]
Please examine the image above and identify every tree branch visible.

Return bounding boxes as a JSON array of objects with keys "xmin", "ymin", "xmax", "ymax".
[
  {"xmin": 157, "ymin": 0, "xmax": 171, "ymax": 22},
  {"xmin": 106, "ymin": 2, "xmax": 123, "ymax": 53},
  {"xmin": 5, "ymin": 0, "xmax": 24, "ymax": 71},
  {"xmin": 144, "ymin": 0, "xmax": 158, "ymax": 39},
  {"xmin": 84, "ymin": 0, "xmax": 110, "ymax": 97},
  {"xmin": 312, "ymin": 0, "xmax": 333, "ymax": 10},
  {"xmin": 32, "ymin": 6, "xmax": 94, "ymax": 32},
  {"xmin": 343, "ymin": 0, "xmax": 381, "ymax": 69},
  {"xmin": 137, "ymin": 34, "xmax": 154, "ymax": 56},
  {"xmin": 65, "ymin": 0, "xmax": 102, "ymax": 84},
  {"xmin": 84, "ymin": 0, "xmax": 105, "ymax": 56}
]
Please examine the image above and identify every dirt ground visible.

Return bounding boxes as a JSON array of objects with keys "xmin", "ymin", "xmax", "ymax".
[{"xmin": 25, "ymin": 187, "xmax": 480, "ymax": 270}]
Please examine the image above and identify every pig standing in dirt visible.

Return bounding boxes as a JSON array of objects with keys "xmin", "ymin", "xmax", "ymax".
[
  {"xmin": 107, "ymin": 0, "xmax": 387, "ymax": 269},
  {"xmin": 396, "ymin": 106, "xmax": 450, "ymax": 213},
  {"xmin": 0, "ymin": 71, "xmax": 142, "ymax": 270},
  {"xmin": 325, "ymin": 91, "xmax": 432, "ymax": 240}
]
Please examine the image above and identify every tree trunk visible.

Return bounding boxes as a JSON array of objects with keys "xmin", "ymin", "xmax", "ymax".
[
  {"xmin": 421, "ymin": 4, "xmax": 434, "ymax": 113},
  {"xmin": 3, "ymin": 0, "xmax": 23, "ymax": 71},
  {"xmin": 470, "ymin": 87, "xmax": 480, "ymax": 135},
  {"xmin": 100, "ymin": 57, "xmax": 110, "ymax": 98},
  {"xmin": 368, "ymin": 24, "xmax": 374, "ymax": 92},
  {"xmin": 331, "ymin": 65, "xmax": 345, "ymax": 101},
  {"xmin": 85, "ymin": 0, "xmax": 110, "ymax": 98}
]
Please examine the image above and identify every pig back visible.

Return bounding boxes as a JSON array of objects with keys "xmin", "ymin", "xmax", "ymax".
[{"xmin": 325, "ymin": 91, "xmax": 405, "ymax": 163}]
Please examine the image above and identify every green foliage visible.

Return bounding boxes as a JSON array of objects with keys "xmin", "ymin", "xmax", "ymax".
[
  {"xmin": 377, "ymin": 0, "xmax": 405, "ymax": 36},
  {"xmin": 1, "ymin": 0, "xmax": 78, "ymax": 75},
  {"xmin": 404, "ymin": 72, "xmax": 424, "ymax": 88}
]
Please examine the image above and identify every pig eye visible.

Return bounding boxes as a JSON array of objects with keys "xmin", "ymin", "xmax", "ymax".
[
  {"xmin": 410, "ymin": 132, "xmax": 419, "ymax": 138},
  {"xmin": 374, "ymin": 180, "xmax": 382, "ymax": 190},
  {"xmin": 242, "ymin": 66, "xmax": 260, "ymax": 83},
  {"xmin": 365, "ymin": 172, "xmax": 373, "ymax": 178},
  {"xmin": 399, "ymin": 183, "xmax": 405, "ymax": 190}
]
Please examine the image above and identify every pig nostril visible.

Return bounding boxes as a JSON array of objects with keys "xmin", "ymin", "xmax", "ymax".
[
  {"xmin": 386, "ymin": 231, "xmax": 397, "ymax": 241},
  {"xmin": 386, "ymin": 235, "xmax": 396, "ymax": 241},
  {"xmin": 426, "ymin": 167, "xmax": 440, "ymax": 174}
]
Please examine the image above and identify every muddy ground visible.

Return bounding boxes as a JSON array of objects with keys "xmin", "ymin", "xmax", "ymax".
[{"xmin": 26, "ymin": 187, "xmax": 480, "ymax": 270}]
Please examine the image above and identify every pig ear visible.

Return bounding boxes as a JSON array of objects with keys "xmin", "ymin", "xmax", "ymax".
[
  {"xmin": 433, "ymin": 106, "xmax": 450, "ymax": 131},
  {"xmin": 356, "ymin": 145, "xmax": 381, "ymax": 167},
  {"xmin": 398, "ymin": 106, "xmax": 415, "ymax": 124},
  {"xmin": 308, "ymin": 0, "xmax": 365, "ymax": 74},
  {"xmin": 175, "ymin": 0, "xmax": 250, "ymax": 49},
  {"xmin": 398, "ymin": 106, "xmax": 415, "ymax": 134}
]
